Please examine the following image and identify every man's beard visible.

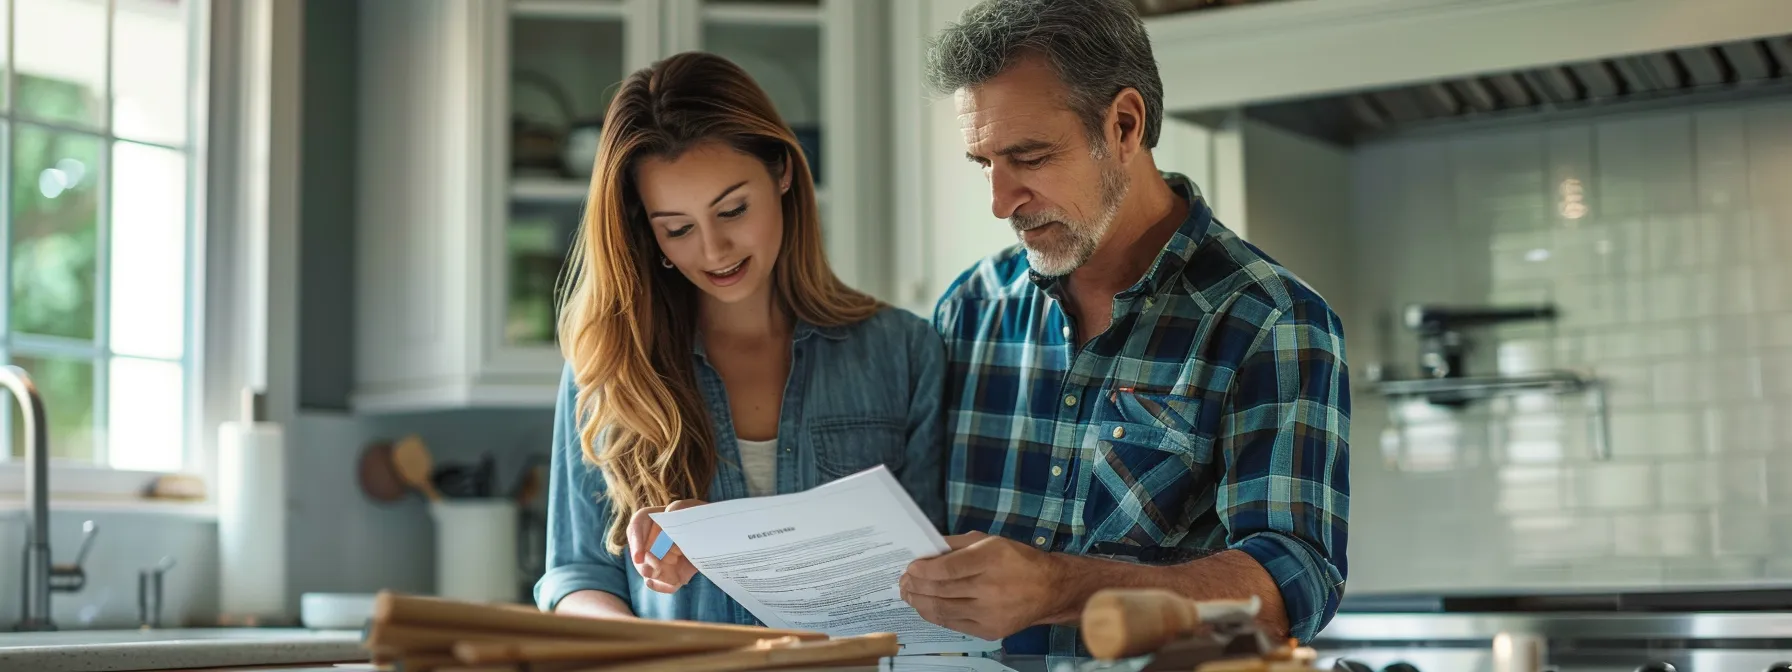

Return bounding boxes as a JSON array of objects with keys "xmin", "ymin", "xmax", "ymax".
[{"xmin": 1012, "ymin": 152, "xmax": 1131, "ymax": 278}]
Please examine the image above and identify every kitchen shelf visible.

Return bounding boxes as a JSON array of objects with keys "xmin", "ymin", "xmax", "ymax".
[
  {"xmin": 1376, "ymin": 370, "xmax": 1612, "ymax": 463},
  {"xmin": 509, "ymin": 178, "xmax": 828, "ymax": 209},
  {"xmin": 511, "ymin": 0, "xmax": 629, "ymax": 20},
  {"xmin": 511, "ymin": 177, "xmax": 590, "ymax": 203},
  {"xmin": 1374, "ymin": 371, "xmax": 1593, "ymax": 404},
  {"xmin": 702, "ymin": 2, "xmax": 821, "ymax": 27}
]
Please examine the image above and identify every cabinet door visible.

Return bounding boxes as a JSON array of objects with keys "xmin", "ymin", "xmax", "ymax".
[
  {"xmin": 696, "ymin": 1, "xmax": 826, "ymax": 196},
  {"xmin": 497, "ymin": 2, "xmax": 638, "ymax": 362}
]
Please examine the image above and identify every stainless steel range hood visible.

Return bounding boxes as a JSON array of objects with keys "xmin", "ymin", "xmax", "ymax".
[{"xmin": 1245, "ymin": 33, "xmax": 1792, "ymax": 145}]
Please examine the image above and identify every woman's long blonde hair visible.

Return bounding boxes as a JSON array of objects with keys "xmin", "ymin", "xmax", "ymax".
[{"xmin": 558, "ymin": 52, "xmax": 880, "ymax": 553}]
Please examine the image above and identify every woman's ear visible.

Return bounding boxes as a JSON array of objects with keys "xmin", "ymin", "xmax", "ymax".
[{"xmin": 779, "ymin": 153, "xmax": 793, "ymax": 194}]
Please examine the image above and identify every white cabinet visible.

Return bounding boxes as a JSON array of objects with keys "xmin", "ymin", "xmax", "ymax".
[{"xmin": 353, "ymin": 0, "xmax": 889, "ymax": 413}]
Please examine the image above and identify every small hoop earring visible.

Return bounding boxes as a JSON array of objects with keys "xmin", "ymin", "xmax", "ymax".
[{"xmin": 660, "ymin": 256, "xmax": 674, "ymax": 269}]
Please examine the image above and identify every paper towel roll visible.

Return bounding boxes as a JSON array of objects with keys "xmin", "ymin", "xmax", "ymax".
[
  {"xmin": 217, "ymin": 420, "xmax": 288, "ymax": 619},
  {"xmin": 430, "ymin": 499, "xmax": 518, "ymax": 603}
]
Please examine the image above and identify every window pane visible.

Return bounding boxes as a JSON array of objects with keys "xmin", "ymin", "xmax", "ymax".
[
  {"xmin": 6, "ymin": 355, "xmax": 96, "ymax": 463},
  {"xmin": 110, "ymin": 142, "xmax": 186, "ymax": 358},
  {"xmin": 16, "ymin": 0, "xmax": 107, "ymax": 128},
  {"xmin": 114, "ymin": 0, "xmax": 189, "ymax": 145},
  {"xmin": 12, "ymin": 126, "xmax": 102, "ymax": 340},
  {"xmin": 105, "ymin": 357, "xmax": 181, "ymax": 471}
]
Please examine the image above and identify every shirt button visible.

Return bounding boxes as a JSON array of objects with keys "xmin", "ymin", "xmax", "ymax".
[
  {"xmin": 1112, "ymin": 426, "xmax": 1127, "ymax": 439},
  {"xmin": 1063, "ymin": 394, "xmax": 1077, "ymax": 407},
  {"xmin": 1061, "ymin": 326, "xmax": 1071, "ymax": 340},
  {"xmin": 1034, "ymin": 536, "xmax": 1048, "ymax": 547},
  {"xmin": 1144, "ymin": 297, "xmax": 1155, "ymax": 309},
  {"xmin": 1051, "ymin": 465, "xmax": 1063, "ymax": 477}
]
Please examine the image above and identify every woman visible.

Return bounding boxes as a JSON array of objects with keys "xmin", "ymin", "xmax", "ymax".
[{"xmin": 534, "ymin": 51, "xmax": 945, "ymax": 625}]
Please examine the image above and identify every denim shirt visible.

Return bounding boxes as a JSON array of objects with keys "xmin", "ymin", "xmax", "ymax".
[{"xmin": 534, "ymin": 306, "xmax": 948, "ymax": 625}]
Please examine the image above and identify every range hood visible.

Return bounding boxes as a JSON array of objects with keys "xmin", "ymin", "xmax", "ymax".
[{"xmin": 1246, "ymin": 33, "xmax": 1792, "ymax": 145}]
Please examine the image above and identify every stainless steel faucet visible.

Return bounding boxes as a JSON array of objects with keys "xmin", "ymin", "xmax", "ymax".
[{"xmin": 5, "ymin": 364, "xmax": 97, "ymax": 632}]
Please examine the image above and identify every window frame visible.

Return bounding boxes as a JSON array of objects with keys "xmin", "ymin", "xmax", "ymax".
[{"xmin": 0, "ymin": 0, "xmax": 212, "ymax": 498}]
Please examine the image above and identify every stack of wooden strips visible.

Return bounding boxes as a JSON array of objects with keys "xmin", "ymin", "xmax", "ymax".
[{"xmin": 362, "ymin": 591, "xmax": 899, "ymax": 672}]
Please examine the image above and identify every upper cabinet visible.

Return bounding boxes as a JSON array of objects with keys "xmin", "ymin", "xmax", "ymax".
[{"xmin": 354, "ymin": 0, "xmax": 889, "ymax": 413}]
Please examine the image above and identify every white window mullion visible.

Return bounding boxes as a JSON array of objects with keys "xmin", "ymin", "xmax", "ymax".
[
  {"xmin": 0, "ymin": 0, "xmax": 13, "ymax": 463},
  {"xmin": 91, "ymin": 0, "xmax": 117, "ymax": 466},
  {"xmin": 12, "ymin": 334, "xmax": 102, "ymax": 360},
  {"xmin": 182, "ymin": 0, "xmax": 209, "ymax": 472}
]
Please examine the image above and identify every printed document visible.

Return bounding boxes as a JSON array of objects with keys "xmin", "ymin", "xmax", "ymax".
[{"xmin": 649, "ymin": 466, "xmax": 1000, "ymax": 654}]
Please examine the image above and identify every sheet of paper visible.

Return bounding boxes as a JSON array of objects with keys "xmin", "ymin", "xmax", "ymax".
[{"xmin": 650, "ymin": 466, "xmax": 999, "ymax": 654}]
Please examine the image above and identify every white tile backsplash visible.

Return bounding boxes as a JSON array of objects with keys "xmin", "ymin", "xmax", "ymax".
[
  {"xmin": 1342, "ymin": 94, "xmax": 1792, "ymax": 595},
  {"xmin": 1759, "ymin": 353, "xmax": 1792, "ymax": 399},
  {"xmin": 1614, "ymin": 511, "xmax": 1708, "ymax": 558},
  {"xmin": 1698, "ymin": 404, "xmax": 1770, "ymax": 458},
  {"xmin": 1654, "ymin": 461, "xmax": 1719, "ymax": 509},
  {"xmin": 1713, "ymin": 509, "xmax": 1773, "ymax": 556},
  {"xmin": 1571, "ymin": 462, "xmax": 1656, "ymax": 511}
]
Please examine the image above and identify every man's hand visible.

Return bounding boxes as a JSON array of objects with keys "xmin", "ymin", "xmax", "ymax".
[
  {"xmin": 899, "ymin": 531, "xmax": 1072, "ymax": 641},
  {"xmin": 626, "ymin": 499, "xmax": 706, "ymax": 593}
]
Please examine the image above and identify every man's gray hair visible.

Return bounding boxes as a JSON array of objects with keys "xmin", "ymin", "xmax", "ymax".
[{"xmin": 925, "ymin": 0, "xmax": 1164, "ymax": 150}]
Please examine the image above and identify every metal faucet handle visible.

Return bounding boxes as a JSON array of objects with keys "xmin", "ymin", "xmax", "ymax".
[
  {"xmin": 72, "ymin": 520, "xmax": 97, "ymax": 567},
  {"xmin": 138, "ymin": 556, "xmax": 176, "ymax": 629},
  {"xmin": 150, "ymin": 556, "xmax": 176, "ymax": 575},
  {"xmin": 48, "ymin": 520, "xmax": 97, "ymax": 592}
]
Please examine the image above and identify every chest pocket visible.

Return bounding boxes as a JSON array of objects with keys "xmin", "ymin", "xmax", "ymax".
[
  {"xmin": 1084, "ymin": 388, "xmax": 1216, "ymax": 548},
  {"xmin": 808, "ymin": 416, "xmax": 907, "ymax": 480}
]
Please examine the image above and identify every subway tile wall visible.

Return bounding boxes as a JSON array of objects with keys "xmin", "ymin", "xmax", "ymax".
[{"xmin": 1343, "ymin": 96, "xmax": 1792, "ymax": 595}]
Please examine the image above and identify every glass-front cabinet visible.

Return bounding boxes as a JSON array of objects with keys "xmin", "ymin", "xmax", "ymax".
[
  {"xmin": 503, "ymin": 4, "xmax": 630, "ymax": 348},
  {"xmin": 501, "ymin": 0, "xmax": 826, "ymax": 351},
  {"xmin": 354, "ymin": 0, "xmax": 884, "ymax": 412}
]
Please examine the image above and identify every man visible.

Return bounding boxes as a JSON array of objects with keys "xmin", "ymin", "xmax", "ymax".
[{"xmin": 898, "ymin": 0, "xmax": 1351, "ymax": 657}]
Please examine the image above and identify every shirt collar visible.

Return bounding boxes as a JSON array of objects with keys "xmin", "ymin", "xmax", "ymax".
[
  {"xmin": 1027, "ymin": 172, "xmax": 1212, "ymax": 298},
  {"xmin": 692, "ymin": 315, "xmax": 846, "ymax": 360}
]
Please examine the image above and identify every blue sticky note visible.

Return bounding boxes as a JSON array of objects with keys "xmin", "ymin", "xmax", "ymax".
[{"xmin": 650, "ymin": 532, "xmax": 675, "ymax": 559}]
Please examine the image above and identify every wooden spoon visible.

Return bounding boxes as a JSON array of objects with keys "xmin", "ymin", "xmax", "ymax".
[{"xmin": 391, "ymin": 434, "xmax": 442, "ymax": 503}]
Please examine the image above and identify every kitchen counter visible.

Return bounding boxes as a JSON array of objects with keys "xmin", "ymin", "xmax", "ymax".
[{"xmin": 0, "ymin": 628, "xmax": 365, "ymax": 672}]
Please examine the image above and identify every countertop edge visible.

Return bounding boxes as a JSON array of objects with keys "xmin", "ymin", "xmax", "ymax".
[{"xmin": 2, "ymin": 638, "xmax": 368, "ymax": 672}]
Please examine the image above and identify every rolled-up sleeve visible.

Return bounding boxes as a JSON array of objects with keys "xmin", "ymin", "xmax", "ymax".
[
  {"xmin": 533, "ymin": 366, "xmax": 633, "ymax": 612},
  {"xmin": 1218, "ymin": 300, "xmax": 1350, "ymax": 643}
]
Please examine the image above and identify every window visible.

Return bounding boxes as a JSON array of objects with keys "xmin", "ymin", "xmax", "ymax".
[{"xmin": 0, "ymin": 0, "xmax": 203, "ymax": 473}]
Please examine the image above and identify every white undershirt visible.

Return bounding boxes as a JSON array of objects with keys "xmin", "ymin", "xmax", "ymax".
[{"xmin": 736, "ymin": 437, "xmax": 779, "ymax": 497}]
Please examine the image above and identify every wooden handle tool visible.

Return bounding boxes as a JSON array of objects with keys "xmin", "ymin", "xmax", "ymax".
[
  {"xmin": 392, "ymin": 435, "xmax": 442, "ymax": 502},
  {"xmin": 1081, "ymin": 588, "xmax": 1262, "ymax": 660}
]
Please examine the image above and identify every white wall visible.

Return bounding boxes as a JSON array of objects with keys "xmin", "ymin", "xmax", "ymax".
[
  {"xmin": 1344, "ymin": 95, "xmax": 1792, "ymax": 594},
  {"xmin": 1238, "ymin": 119, "xmax": 1355, "ymax": 322}
]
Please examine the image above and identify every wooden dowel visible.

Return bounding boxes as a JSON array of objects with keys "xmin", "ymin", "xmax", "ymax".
[
  {"xmin": 452, "ymin": 638, "xmax": 740, "ymax": 665},
  {"xmin": 393, "ymin": 652, "xmax": 464, "ymax": 672},
  {"xmin": 367, "ymin": 621, "xmax": 587, "ymax": 653},
  {"xmin": 558, "ymin": 634, "xmax": 899, "ymax": 672},
  {"xmin": 373, "ymin": 591, "xmax": 825, "ymax": 646}
]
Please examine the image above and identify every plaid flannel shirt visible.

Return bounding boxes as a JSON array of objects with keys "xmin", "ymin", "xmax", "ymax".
[{"xmin": 932, "ymin": 174, "xmax": 1350, "ymax": 656}]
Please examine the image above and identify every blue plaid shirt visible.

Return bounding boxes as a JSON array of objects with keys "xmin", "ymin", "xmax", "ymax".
[{"xmin": 933, "ymin": 174, "xmax": 1350, "ymax": 656}]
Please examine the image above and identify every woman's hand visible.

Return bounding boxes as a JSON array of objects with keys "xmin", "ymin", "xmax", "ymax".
[{"xmin": 627, "ymin": 499, "xmax": 707, "ymax": 593}]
